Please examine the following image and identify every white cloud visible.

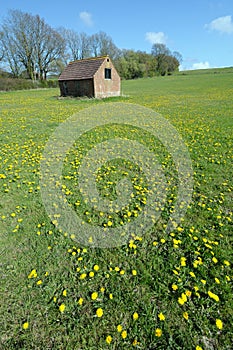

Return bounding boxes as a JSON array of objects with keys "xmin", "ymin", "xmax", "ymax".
[
  {"xmin": 145, "ymin": 31, "xmax": 167, "ymax": 44},
  {"xmin": 205, "ymin": 15, "xmax": 233, "ymax": 34},
  {"xmin": 79, "ymin": 11, "xmax": 93, "ymax": 27},
  {"xmin": 191, "ymin": 61, "xmax": 211, "ymax": 70}
]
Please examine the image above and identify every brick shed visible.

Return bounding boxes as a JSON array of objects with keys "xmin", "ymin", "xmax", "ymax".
[{"xmin": 58, "ymin": 56, "xmax": 121, "ymax": 98}]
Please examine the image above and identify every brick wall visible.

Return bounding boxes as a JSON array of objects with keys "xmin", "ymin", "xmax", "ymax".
[{"xmin": 94, "ymin": 58, "xmax": 121, "ymax": 98}]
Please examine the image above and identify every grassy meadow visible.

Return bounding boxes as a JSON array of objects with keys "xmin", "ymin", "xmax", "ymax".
[{"xmin": 0, "ymin": 69, "xmax": 232, "ymax": 349}]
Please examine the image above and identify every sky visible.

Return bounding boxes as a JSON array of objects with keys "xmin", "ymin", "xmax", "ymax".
[{"xmin": 0, "ymin": 0, "xmax": 233, "ymax": 70}]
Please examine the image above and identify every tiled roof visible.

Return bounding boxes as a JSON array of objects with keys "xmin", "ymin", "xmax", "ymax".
[{"xmin": 58, "ymin": 57, "xmax": 106, "ymax": 81}]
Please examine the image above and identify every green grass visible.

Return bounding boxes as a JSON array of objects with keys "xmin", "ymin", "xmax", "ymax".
[{"xmin": 0, "ymin": 70, "xmax": 232, "ymax": 349}]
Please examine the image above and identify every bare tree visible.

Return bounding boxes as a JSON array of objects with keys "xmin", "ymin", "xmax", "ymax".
[
  {"xmin": 58, "ymin": 28, "xmax": 81, "ymax": 62},
  {"xmin": 0, "ymin": 28, "xmax": 23, "ymax": 77},
  {"xmin": 89, "ymin": 31, "xmax": 120, "ymax": 60},
  {"xmin": 1, "ymin": 10, "xmax": 65, "ymax": 79},
  {"xmin": 79, "ymin": 32, "xmax": 91, "ymax": 59},
  {"xmin": 0, "ymin": 31, "xmax": 4, "ymax": 61},
  {"xmin": 34, "ymin": 15, "xmax": 65, "ymax": 79}
]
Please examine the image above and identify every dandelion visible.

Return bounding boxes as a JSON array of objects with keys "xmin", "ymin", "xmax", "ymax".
[
  {"xmin": 117, "ymin": 324, "xmax": 122, "ymax": 332},
  {"xmin": 133, "ymin": 312, "xmax": 139, "ymax": 320},
  {"xmin": 78, "ymin": 297, "xmax": 83, "ymax": 305},
  {"xmin": 196, "ymin": 346, "xmax": 203, "ymax": 350},
  {"xmin": 96, "ymin": 308, "xmax": 103, "ymax": 317},
  {"xmin": 121, "ymin": 330, "xmax": 127, "ymax": 339},
  {"xmin": 180, "ymin": 257, "xmax": 186, "ymax": 266},
  {"xmin": 80, "ymin": 273, "xmax": 87, "ymax": 280},
  {"xmin": 158, "ymin": 312, "xmax": 165, "ymax": 321},
  {"xmin": 91, "ymin": 292, "xmax": 98, "ymax": 300},
  {"xmin": 208, "ymin": 290, "xmax": 219, "ymax": 302},
  {"xmin": 185, "ymin": 290, "xmax": 192, "ymax": 297},
  {"xmin": 216, "ymin": 319, "xmax": 223, "ymax": 329},
  {"xmin": 36, "ymin": 280, "xmax": 42, "ymax": 285},
  {"xmin": 22, "ymin": 322, "xmax": 29, "ymax": 330},
  {"xmin": 89, "ymin": 271, "xmax": 94, "ymax": 277},
  {"xmin": 106, "ymin": 335, "xmax": 112, "ymax": 344},
  {"xmin": 94, "ymin": 265, "xmax": 100, "ymax": 271},
  {"xmin": 183, "ymin": 312, "xmax": 189, "ymax": 320},
  {"xmin": 109, "ymin": 293, "xmax": 113, "ymax": 299},
  {"xmin": 28, "ymin": 269, "xmax": 37, "ymax": 279},
  {"xmin": 62, "ymin": 289, "xmax": 67, "ymax": 296},
  {"xmin": 172, "ymin": 284, "xmax": 178, "ymax": 290},
  {"xmin": 132, "ymin": 269, "xmax": 137, "ymax": 276},
  {"xmin": 155, "ymin": 328, "xmax": 162, "ymax": 337},
  {"xmin": 59, "ymin": 303, "xmax": 65, "ymax": 313}
]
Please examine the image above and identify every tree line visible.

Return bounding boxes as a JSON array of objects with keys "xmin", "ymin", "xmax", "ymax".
[{"xmin": 0, "ymin": 10, "xmax": 182, "ymax": 80}]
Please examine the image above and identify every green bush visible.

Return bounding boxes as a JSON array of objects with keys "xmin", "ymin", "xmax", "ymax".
[{"xmin": 0, "ymin": 78, "xmax": 58, "ymax": 91}]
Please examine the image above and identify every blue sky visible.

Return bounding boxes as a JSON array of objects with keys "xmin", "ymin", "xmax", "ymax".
[{"xmin": 1, "ymin": 0, "xmax": 233, "ymax": 70}]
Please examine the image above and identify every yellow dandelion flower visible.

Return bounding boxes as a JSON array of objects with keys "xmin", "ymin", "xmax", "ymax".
[
  {"xmin": 89, "ymin": 271, "xmax": 94, "ymax": 277},
  {"xmin": 59, "ymin": 303, "xmax": 65, "ymax": 313},
  {"xmin": 196, "ymin": 346, "xmax": 203, "ymax": 350},
  {"xmin": 94, "ymin": 265, "xmax": 99, "ymax": 271},
  {"xmin": 78, "ymin": 297, "xmax": 83, "ymax": 305},
  {"xmin": 36, "ymin": 280, "xmax": 42, "ymax": 285},
  {"xmin": 106, "ymin": 335, "xmax": 112, "ymax": 344},
  {"xmin": 224, "ymin": 260, "xmax": 230, "ymax": 266},
  {"xmin": 28, "ymin": 269, "xmax": 37, "ymax": 279},
  {"xmin": 121, "ymin": 330, "xmax": 127, "ymax": 339},
  {"xmin": 62, "ymin": 289, "xmax": 67, "ymax": 296},
  {"xmin": 22, "ymin": 322, "xmax": 29, "ymax": 330},
  {"xmin": 91, "ymin": 292, "xmax": 98, "ymax": 300},
  {"xmin": 178, "ymin": 297, "xmax": 185, "ymax": 305},
  {"xmin": 80, "ymin": 273, "xmax": 87, "ymax": 280},
  {"xmin": 133, "ymin": 312, "xmax": 139, "ymax": 320},
  {"xmin": 183, "ymin": 312, "xmax": 189, "ymax": 320},
  {"xmin": 96, "ymin": 308, "xmax": 103, "ymax": 317},
  {"xmin": 132, "ymin": 269, "xmax": 137, "ymax": 276},
  {"xmin": 212, "ymin": 257, "xmax": 218, "ymax": 263},
  {"xmin": 216, "ymin": 319, "xmax": 223, "ymax": 329},
  {"xmin": 100, "ymin": 287, "xmax": 105, "ymax": 293},
  {"xmin": 158, "ymin": 312, "xmax": 165, "ymax": 321},
  {"xmin": 155, "ymin": 328, "xmax": 162, "ymax": 337},
  {"xmin": 120, "ymin": 270, "xmax": 125, "ymax": 275},
  {"xmin": 109, "ymin": 293, "xmax": 113, "ymax": 299},
  {"xmin": 172, "ymin": 284, "xmax": 178, "ymax": 290},
  {"xmin": 185, "ymin": 290, "xmax": 192, "ymax": 297},
  {"xmin": 117, "ymin": 324, "xmax": 122, "ymax": 332},
  {"xmin": 132, "ymin": 339, "xmax": 139, "ymax": 346},
  {"xmin": 208, "ymin": 290, "xmax": 219, "ymax": 302}
]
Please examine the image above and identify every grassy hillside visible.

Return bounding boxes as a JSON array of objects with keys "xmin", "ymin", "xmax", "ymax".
[{"xmin": 0, "ymin": 71, "xmax": 232, "ymax": 349}]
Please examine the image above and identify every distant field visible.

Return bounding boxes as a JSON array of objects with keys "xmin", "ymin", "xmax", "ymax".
[{"xmin": 0, "ymin": 70, "xmax": 232, "ymax": 349}]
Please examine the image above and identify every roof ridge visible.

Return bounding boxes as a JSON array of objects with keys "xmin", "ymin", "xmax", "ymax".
[{"xmin": 69, "ymin": 56, "xmax": 109, "ymax": 64}]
